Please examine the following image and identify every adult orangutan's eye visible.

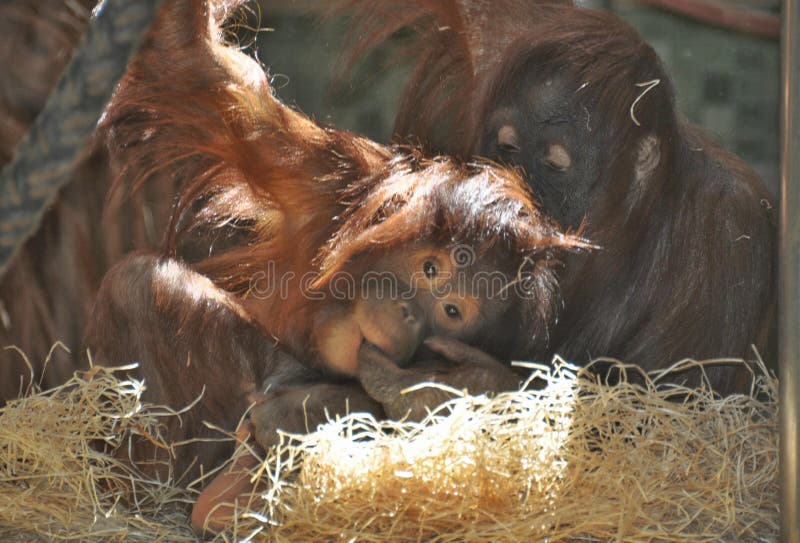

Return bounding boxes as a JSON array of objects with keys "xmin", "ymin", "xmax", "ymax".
[
  {"xmin": 423, "ymin": 260, "xmax": 438, "ymax": 279},
  {"xmin": 543, "ymin": 142, "xmax": 572, "ymax": 171},
  {"xmin": 497, "ymin": 124, "xmax": 520, "ymax": 153}
]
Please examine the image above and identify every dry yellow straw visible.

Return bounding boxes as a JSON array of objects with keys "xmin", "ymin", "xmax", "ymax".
[
  {"xmin": 223, "ymin": 358, "xmax": 778, "ymax": 542},
  {"xmin": 0, "ymin": 348, "xmax": 195, "ymax": 542},
  {"xmin": 0, "ymin": 350, "xmax": 778, "ymax": 542}
]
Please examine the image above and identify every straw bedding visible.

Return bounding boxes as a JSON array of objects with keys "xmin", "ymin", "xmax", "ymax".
[{"xmin": 0, "ymin": 348, "xmax": 778, "ymax": 542}]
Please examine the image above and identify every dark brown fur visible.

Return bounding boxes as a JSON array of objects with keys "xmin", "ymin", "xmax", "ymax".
[{"xmin": 333, "ymin": 1, "xmax": 777, "ymax": 392}]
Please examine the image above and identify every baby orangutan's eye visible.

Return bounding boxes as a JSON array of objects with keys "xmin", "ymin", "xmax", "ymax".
[
  {"xmin": 444, "ymin": 304, "xmax": 461, "ymax": 320},
  {"xmin": 423, "ymin": 260, "xmax": 438, "ymax": 279}
]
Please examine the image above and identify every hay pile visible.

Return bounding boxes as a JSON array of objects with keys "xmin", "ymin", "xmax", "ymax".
[
  {"xmin": 0, "ymin": 352, "xmax": 779, "ymax": 542},
  {"xmin": 0, "ymin": 349, "xmax": 195, "ymax": 542}
]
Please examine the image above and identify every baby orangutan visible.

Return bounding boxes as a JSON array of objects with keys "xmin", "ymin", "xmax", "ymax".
[
  {"xmin": 84, "ymin": 0, "xmax": 587, "ymax": 533},
  {"xmin": 191, "ymin": 241, "xmax": 560, "ymax": 532}
]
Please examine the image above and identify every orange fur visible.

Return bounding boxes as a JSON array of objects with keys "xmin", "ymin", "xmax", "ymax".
[{"xmin": 104, "ymin": 0, "xmax": 587, "ymax": 366}]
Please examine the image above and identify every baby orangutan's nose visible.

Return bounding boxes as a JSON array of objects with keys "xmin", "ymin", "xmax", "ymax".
[
  {"xmin": 399, "ymin": 301, "xmax": 415, "ymax": 322},
  {"xmin": 397, "ymin": 301, "xmax": 425, "ymax": 344}
]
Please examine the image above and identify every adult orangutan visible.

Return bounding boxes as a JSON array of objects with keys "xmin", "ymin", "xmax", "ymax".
[
  {"xmin": 332, "ymin": 0, "xmax": 776, "ymax": 392},
  {"xmin": 85, "ymin": 0, "xmax": 587, "ymax": 491}
]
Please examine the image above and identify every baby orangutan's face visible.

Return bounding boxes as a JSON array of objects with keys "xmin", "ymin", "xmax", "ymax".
[{"xmin": 311, "ymin": 244, "xmax": 515, "ymax": 375}]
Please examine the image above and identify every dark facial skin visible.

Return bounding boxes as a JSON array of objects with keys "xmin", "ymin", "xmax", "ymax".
[{"xmin": 479, "ymin": 69, "xmax": 601, "ymax": 230}]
